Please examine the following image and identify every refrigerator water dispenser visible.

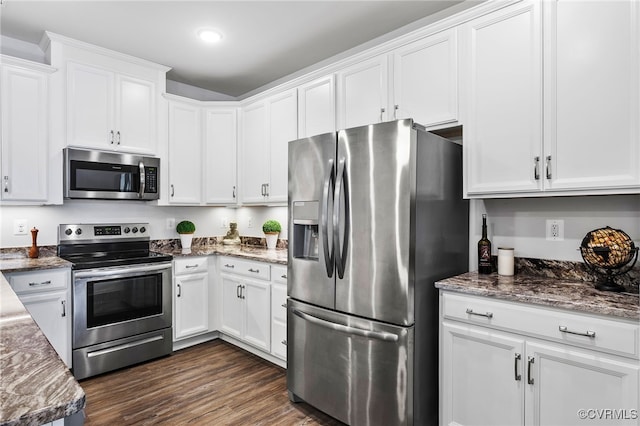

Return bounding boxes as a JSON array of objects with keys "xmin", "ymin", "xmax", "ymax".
[{"xmin": 292, "ymin": 201, "xmax": 319, "ymax": 260}]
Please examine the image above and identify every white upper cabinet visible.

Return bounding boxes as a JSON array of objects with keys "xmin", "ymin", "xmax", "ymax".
[
  {"xmin": 240, "ymin": 89, "xmax": 297, "ymax": 204},
  {"xmin": 67, "ymin": 62, "xmax": 157, "ymax": 154},
  {"xmin": 392, "ymin": 28, "xmax": 459, "ymax": 128},
  {"xmin": 168, "ymin": 100, "xmax": 202, "ymax": 204},
  {"xmin": 544, "ymin": 0, "xmax": 640, "ymax": 192},
  {"xmin": 463, "ymin": 0, "xmax": 640, "ymax": 197},
  {"xmin": 336, "ymin": 55, "xmax": 389, "ymax": 130},
  {"xmin": 462, "ymin": 0, "xmax": 543, "ymax": 196},
  {"xmin": 298, "ymin": 75, "xmax": 336, "ymax": 138},
  {"xmin": 204, "ymin": 107, "xmax": 238, "ymax": 204},
  {"xmin": 1, "ymin": 57, "xmax": 55, "ymax": 203}
]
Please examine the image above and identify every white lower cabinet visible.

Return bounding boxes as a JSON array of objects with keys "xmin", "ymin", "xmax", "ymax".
[
  {"xmin": 219, "ymin": 257, "xmax": 271, "ymax": 352},
  {"xmin": 440, "ymin": 291, "xmax": 639, "ymax": 426},
  {"xmin": 270, "ymin": 265, "xmax": 288, "ymax": 361},
  {"xmin": 173, "ymin": 257, "xmax": 209, "ymax": 340},
  {"xmin": 6, "ymin": 268, "xmax": 71, "ymax": 367}
]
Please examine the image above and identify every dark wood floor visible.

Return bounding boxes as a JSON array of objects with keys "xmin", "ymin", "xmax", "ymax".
[{"xmin": 80, "ymin": 339, "xmax": 344, "ymax": 425}]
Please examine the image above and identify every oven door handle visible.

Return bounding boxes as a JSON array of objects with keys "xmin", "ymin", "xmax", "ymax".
[{"xmin": 74, "ymin": 263, "xmax": 172, "ymax": 279}]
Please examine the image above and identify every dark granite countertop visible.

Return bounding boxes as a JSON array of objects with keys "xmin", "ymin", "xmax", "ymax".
[
  {"xmin": 152, "ymin": 242, "xmax": 288, "ymax": 265},
  {"xmin": 436, "ymin": 271, "xmax": 639, "ymax": 321},
  {"xmin": 0, "ymin": 276, "xmax": 85, "ymax": 426}
]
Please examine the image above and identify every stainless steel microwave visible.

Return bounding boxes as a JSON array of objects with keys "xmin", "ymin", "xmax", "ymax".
[{"xmin": 64, "ymin": 148, "xmax": 160, "ymax": 200}]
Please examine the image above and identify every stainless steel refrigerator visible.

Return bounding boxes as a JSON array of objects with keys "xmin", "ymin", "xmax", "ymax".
[{"xmin": 287, "ymin": 119, "xmax": 469, "ymax": 425}]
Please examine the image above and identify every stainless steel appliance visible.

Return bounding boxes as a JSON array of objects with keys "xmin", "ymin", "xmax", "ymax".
[
  {"xmin": 58, "ymin": 223, "xmax": 173, "ymax": 379},
  {"xmin": 287, "ymin": 119, "xmax": 469, "ymax": 425},
  {"xmin": 64, "ymin": 147, "xmax": 160, "ymax": 200}
]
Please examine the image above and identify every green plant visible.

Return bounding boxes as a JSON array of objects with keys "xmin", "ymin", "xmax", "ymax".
[
  {"xmin": 176, "ymin": 220, "xmax": 196, "ymax": 234},
  {"xmin": 262, "ymin": 219, "xmax": 281, "ymax": 234}
]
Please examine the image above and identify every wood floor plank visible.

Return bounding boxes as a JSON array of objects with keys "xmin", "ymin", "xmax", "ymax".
[{"xmin": 80, "ymin": 340, "xmax": 344, "ymax": 425}]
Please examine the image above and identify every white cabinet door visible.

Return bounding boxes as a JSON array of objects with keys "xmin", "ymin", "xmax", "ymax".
[
  {"xmin": 168, "ymin": 100, "xmax": 202, "ymax": 204},
  {"xmin": 67, "ymin": 62, "xmax": 114, "ymax": 150},
  {"xmin": 544, "ymin": 0, "xmax": 640, "ymax": 191},
  {"xmin": 267, "ymin": 89, "xmax": 297, "ymax": 203},
  {"xmin": 115, "ymin": 74, "xmax": 156, "ymax": 154},
  {"xmin": 204, "ymin": 107, "xmax": 237, "ymax": 204},
  {"xmin": 242, "ymin": 278, "xmax": 271, "ymax": 352},
  {"xmin": 1, "ymin": 61, "xmax": 51, "ymax": 201},
  {"xmin": 441, "ymin": 321, "xmax": 525, "ymax": 426},
  {"xmin": 525, "ymin": 341, "xmax": 640, "ymax": 426},
  {"xmin": 270, "ymin": 281, "xmax": 287, "ymax": 360},
  {"xmin": 174, "ymin": 272, "xmax": 209, "ymax": 340},
  {"xmin": 20, "ymin": 291, "xmax": 71, "ymax": 367},
  {"xmin": 240, "ymin": 101, "xmax": 268, "ymax": 203},
  {"xmin": 393, "ymin": 28, "xmax": 458, "ymax": 128},
  {"xmin": 337, "ymin": 55, "xmax": 389, "ymax": 129},
  {"xmin": 220, "ymin": 273, "xmax": 243, "ymax": 339},
  {"xmin": 298, "ymin": 75, "xmax": 336, "ymax": 138},
  {"xmin": 462, "ymin": 1, "xmax": 543, "ymax": 195}
]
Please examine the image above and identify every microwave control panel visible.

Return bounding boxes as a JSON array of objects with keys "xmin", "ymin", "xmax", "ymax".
[{"xmin": 145, "ymin": 167, "xmax": 158, "ymax": 193}]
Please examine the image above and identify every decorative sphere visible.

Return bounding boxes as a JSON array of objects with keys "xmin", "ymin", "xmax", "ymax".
[{"xmin": 580, "ymin": 226, "xmax": 636, "ymax": 269}]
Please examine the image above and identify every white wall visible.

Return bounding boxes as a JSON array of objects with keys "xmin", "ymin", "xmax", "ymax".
[
  {"xmin": 469, "ymin": 194, "xmax": 640, "ymax": 268},
  {"xmin": 0, "ymin": 203, "xmax": 289, "ymax": 248}
]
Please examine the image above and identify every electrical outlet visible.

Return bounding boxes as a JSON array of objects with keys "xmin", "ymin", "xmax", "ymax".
[
  {"xmin": 13, "ymin": 219, "xmax": 27, "ymax": 235},
  {"xmin": 248, "ymin": 217, "xmax": 253, "ymax": 228},
  {"xmin": 221, "ymin": 217, "xmax": 228, "ymax": 228},
  {"xmin": 166, "ymin": 218, "xmax": 175, "ymax": 230},
  {"xmin": 546, "ymin": 219, "xmax": 564, "ymax": 241}
]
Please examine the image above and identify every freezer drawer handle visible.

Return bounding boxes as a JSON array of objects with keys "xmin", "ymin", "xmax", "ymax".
[
  {"xmin": 293, "ymin": 309, "xmax": 398, "ymax": 342},
  {"xmin": 465, "ymin": 308, "xmax": 493, "ymax": 319},
  {"xmin": 558, "ymin": 326, "xmax": 596, "ymax": 338}
]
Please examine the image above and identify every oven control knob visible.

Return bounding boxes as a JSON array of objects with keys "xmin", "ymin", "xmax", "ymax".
[
  {"xmin": 75, "ymin": 229, "xmax": 82, "ymax": 235},
  {"xmin": 123, "ymin": 227, "xmax": 130, "ymax": 234},
  {"xmin": 65, "ymin": 228, "xmax": 73, "ymax": 236},
  {"xmin": 132, "ymin": 227, "xmax": 138, "ymax": 234},
  {"xmin": 140, "ymin": 226, "xmax": 146, "ymax": 234}
]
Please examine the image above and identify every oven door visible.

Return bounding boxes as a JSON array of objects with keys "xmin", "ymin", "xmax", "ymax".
[{"xmin": 72, "ymin": 262, "xmax": 172, "ymax": 349}]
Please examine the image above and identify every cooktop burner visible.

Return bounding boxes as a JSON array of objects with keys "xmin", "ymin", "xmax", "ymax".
[{"xmin": 57, "ymin": 223, "xmax": 172, "ymax": 269}]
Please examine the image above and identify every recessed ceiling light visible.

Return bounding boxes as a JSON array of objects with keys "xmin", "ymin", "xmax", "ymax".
[{"xmin": 197, "ymin": 28, "xmax": 223, "ymax": 43}]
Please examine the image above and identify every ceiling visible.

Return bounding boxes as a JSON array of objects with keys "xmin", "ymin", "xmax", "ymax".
[{"xmin": 0, "ymin": 1, "xmax": 468, "ymax": 98}]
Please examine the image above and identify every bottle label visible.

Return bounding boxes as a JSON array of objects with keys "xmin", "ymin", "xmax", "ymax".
[{"xmin": 479, "ymin": 246, "xmax": 491, "ymax": 262}]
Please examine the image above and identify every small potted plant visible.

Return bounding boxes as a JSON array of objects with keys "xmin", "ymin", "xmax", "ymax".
[
  {"xmin": 176, "ymin": 220, "xmax": 196, "ymax": 253},
  {"xmin": 262, "ymin": 219, "xmax": 281, "ymax": 250}
]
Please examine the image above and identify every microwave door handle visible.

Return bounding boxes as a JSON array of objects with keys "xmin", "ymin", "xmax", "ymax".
[{"xmin": 138, "ymin": 161, "xmax": 145, "ymax": 199}]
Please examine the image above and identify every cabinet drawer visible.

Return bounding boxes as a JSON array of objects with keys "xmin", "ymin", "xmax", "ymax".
[
  {"xmin": 219, "ymin": 257, "xmax": 270, "ymax": 281},
  {"xmin": 272, "ymin": 265, "xmax": 288, "ymax": 284},
  {"xmin": 8, "ymin": 268, "xmax": 69, "ymax": 294},
  {"xmin": 442, "ymin": 292, "xmax": 639, "ymax": 358},
  {"xmin": 271, "ymin": 283, "xmax": 287, "ymax": 323},
  {"xmin": 174, "ymin": 257, "xmax": 208, "ymax": 275}
]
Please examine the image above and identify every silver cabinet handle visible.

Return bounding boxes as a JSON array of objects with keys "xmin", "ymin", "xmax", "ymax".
[
  {"xmin": 116, "ymin": 131, "xmax": 121, "ymax": 145},
  {"xmin": 29, "ymin": 280, "xmax": 52, "ymax": 286},
  {"xmin": 514, "ymin": 353, "xmax": 521, "ymax": 381},
  {"xmin": 559, "ymin": 326, "xmax": 596, "ymax": 338},
  {"xmin": 177, "ymin": 283, "xmax": 181, "ymax": 297},
  {"xmin": 236, "ymin": 284, "xmax": 241, "ymax": 298},
  {"xmin": 380, "ymin": 107, "xmax": 386, "ymax": 122},
  {"xmin": 281, "ymin": 303, "xmax": 287, "ymax": 308},
  {"xmin": 185, "ymin": 264, "xmax": 199, "ymax": 269},
  {"xmin": 110, "ymin": 130, "xmax": 114, "ymax": 144},
  {"xmin": 232, "ymin": 185, "xmax": 236, "ymax": 199},
  {"xmin": 293, "ymin": 309, "xmax": 398, "ymax": 342},
  {"xmin": 3, "ymin": 176, "xmax": 8, "ymax": 193},
  {"xmin": 394, "ymin": 104, "xmax": 399, "ymax": 119},
  {"xmin": 61, "ymin": 300, "xmax": 66, "ymax": 317},
  {"xmin": 248, "ymin": 268, "xmax": 259, "ymax": 273},
  {"xmin": 465, "ymin": 308, "xmax": 493, "ymax": 319},
  {"xmin": 240, "ymin": 285, "xmax": 245, "ymax": 299},
  {"xmin": 527, "ymin": 356, "xmax": 535, "ymax": 385},
  {"xmin": 224, "ymin": 264, "xmax": 235, "ymax": 269},
  {"xmin": 545, "ymin": 155, "xmax": 552, "ymax": 179},
  {"xmin": 264, "ymin": 183, "xmax": 269, "ymax": 197},
  {"xmin": 281, "ymin": 274, "xmax": 287, "ymax": 279},
  {"xmin": 534, "ymin": 156, "xmax": 540, "ymax": 180},
  {"xmin": 171, "ymin": 184, "xmax": 175, "ymax": 197},
  {"xmin": 281, "ymin": 340, "xmax": 287, "ymax": 346}
]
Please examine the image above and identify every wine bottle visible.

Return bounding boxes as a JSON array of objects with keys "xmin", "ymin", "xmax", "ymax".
[{"xmin": 478, "ymin": 214, "xmax": 492, "ymax": 274}]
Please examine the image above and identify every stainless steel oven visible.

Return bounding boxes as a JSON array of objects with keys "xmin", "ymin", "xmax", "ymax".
[{"xmin": 58, "ymin": 223, "xmax": 173, "ymax": 379}]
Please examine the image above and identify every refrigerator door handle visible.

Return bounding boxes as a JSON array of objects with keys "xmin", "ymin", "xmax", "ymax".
[
  {"xmin": 321, "ymin": 158, "xmax": 336, "ymax": 278},
  {"xmin": 292, "ymin": 309, "xmax": 399, "ymax": 342},
  {"xmin": 333, "ymin": 157, "xmax": 350, "ymax": 279}
]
